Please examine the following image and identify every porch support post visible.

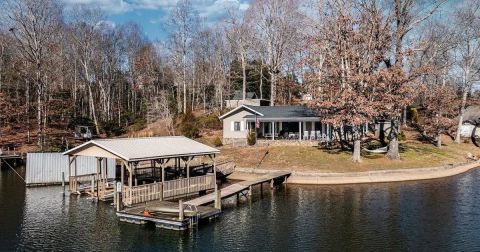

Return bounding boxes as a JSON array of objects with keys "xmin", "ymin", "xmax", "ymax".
[
  {"xmin": 272, "ymin": 121, "xmax": 275, "ymax": 140},
  {"xmin": 298, "ymin": 121, "xmax": 301, "ymax": 141},
  {"xmin": 312, "ymin": 121, "xmax": 316, "ymax": 137}
]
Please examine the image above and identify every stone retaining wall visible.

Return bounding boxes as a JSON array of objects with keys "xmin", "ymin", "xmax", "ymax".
[{"xmin": 231, "ymin": 161, "xmax": 480, "ymax": 185}]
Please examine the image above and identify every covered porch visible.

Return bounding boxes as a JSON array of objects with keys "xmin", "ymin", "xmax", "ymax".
[
  {"xmin": 64, "ymin": 137, "xmax": 219, "ymax": 207},
  {"xmin": 246, "ymin": 120, "xmax": 333, "ymax": 141}
]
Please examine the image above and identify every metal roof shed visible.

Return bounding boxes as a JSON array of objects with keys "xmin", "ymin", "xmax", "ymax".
[{"xmin": 63, "ymin": 136, "xmax": 220, "ymax": 206}]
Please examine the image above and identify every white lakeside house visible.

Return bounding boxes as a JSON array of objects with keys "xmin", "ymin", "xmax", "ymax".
[{"xmin": 218, "ymin": 105, "xmax": 334, "ymax": 144}]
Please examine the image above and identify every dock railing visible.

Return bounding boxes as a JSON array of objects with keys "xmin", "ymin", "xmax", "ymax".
[
  {"xmin": 122, "ymin": 174, "xmax": 216, "ymax": 206},
  {"xmin": 122, "ymin": 182, "xmax": 163, "ymax": 205},
  {"xmin": 163, "ymin": 174, "xmax": 215, "ymax": 199},
  {"xmin": 69, "ymin": 173, "xmax": 96, "ymax": 192}
]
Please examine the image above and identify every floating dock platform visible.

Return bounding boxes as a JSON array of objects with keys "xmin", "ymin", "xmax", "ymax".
[{"xmin": 117, "ymin": 201, "xmax": 220, "ymax": 230}]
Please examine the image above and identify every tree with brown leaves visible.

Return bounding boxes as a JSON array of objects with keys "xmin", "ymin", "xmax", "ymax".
[{"xmin": 421, "ymin": 85, "xmax": 459, "ymax": 148}]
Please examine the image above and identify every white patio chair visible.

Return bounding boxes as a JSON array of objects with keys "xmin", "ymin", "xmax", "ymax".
[
  {"xmin": 303, "ymin": 131, "xmax": 309, "ymax": 140},
  {"xmin": 310, "ymin": 131, "xmax": 316, "ymax": 140},
  {"xmin": 315, "ymin": 131, "xmax": 321, "ymax": 140}
]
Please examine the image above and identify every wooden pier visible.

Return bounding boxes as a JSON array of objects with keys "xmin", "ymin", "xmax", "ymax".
[
  {"xmin": 0, "ymin": 148, "xmax": 24, "ymax": 170},
  {"xmin": 117, "ymin": 171, "xmax": 291, "ymax": 230},
  {"xmin": 185, "ymin": 171, "xmax": 291, "ymax": 206}
]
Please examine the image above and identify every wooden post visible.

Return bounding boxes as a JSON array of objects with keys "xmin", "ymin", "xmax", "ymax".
[
  {"xmin": 179, "ymin": 200, "xmax": 184, "ymax": 221},
  {"xmin": 248, "ymin": 186, "xmax": 252, "ymax": 197},
  {"xmin": 161, "ymin": 160, "xmax": 165, "ymax": 182},
  {"xmin": 74, "ymin": 157, "xmax": 78, "ymax": 192},
  {"xmin": 160, "ymin": 159, "xmax": 165, "ymax": 201},
  {"xmin": 113, "ymin": 181, "xmax": 117, "ymax": 206},
  {"xmin": 116, "ymin": 181, "xmax": 122, "ymax": 211},
  {"xmin": 270, "ymin": 179, "xmax": 274, "ymax": 189},
  {"xmin": 214, "ymin": 187, "xmax": 222, "ymax": 210},
  {"xmin": 96, "ymin": 158, "xmax": 100, "ymax": 199},
  {"xmin": 129, "ymin": 163, "xmax": 132, "ymax": 206},
  {"xmin": 121, "ymin": 162, "xmax": 124, "ymax": 186},
  {"xmin": 91, "ymin": 176, "xmax": 95, "ymax": 197},
  {"xmin": 61, "ymin": 172, "xmax": 65, "ymax": 194}
]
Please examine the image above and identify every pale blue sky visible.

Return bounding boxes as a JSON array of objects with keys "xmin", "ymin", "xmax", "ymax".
[{"xmin": 62, "ymin": 0, "xmax": 250, "ymax": 41}]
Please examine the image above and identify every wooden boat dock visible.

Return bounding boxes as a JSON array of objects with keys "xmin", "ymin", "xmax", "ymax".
[
  {"xmin": 0, "ymin": 148, "xmax": 24, "ymax": 170},
  {"xmin": 117, "ymin": 171, "xmax": 291, "ymax": 230}
]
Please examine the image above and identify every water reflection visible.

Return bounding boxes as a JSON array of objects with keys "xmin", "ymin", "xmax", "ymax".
[{"xmin": 1, "ymin": 167, "xmax": 480, "ymax": 251}]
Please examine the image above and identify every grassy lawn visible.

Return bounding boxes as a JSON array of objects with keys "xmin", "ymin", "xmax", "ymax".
[{"xmin": 216, "ymin": 138, "xmax": 480, "ymax": 173}]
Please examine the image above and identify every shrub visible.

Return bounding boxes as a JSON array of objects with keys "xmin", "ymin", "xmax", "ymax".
[
  {"xmin": 247, "ymin": 131, "xmax": 256, "ymax": 146},
  {"xmin": 408, "ymin": 107, "xmax": 419, "ymax": 123},
  {"xmin": 398, "ymin": 131, "xmax": 407, "ymax": 141},
  {"xmin": 102, "ymin": 121, "xmax": 126, "ymax": 137},
  {"xmin": 198, "ymin": 113, "xmax": 221, "ymax": 130},
  {"xmin": 179, "ymin": 112, "xmax": 200, "ymax": 138},
  {"xmin": 131, "ymin": 118, "xmax": 147, "ymax": 132},
  {"xmin": 213, "ymin": 137, "xmax": 223, "ymax": 147}
]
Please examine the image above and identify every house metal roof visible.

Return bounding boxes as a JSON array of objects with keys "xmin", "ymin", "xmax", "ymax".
[
  {"xmin": 243, "ymin": 105, "xmax": 318, "ymax": 119},
  {"xmin": 63, "ymin": 136, "xmax": 220, "ymax": 161}
]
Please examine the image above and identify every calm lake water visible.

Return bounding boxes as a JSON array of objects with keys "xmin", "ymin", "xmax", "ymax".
[{"xmin": 1, "ymin": 166, "xmax": 480, "ymax": 251}]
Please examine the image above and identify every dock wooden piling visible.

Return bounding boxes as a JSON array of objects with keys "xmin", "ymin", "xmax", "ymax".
[
  {"xmin": 179, "ymin": 200, "xmax": 184, "ymax": 221},
  {"xmin": 62, "ymin": 172, "xmax": 65, "ymax": 194},
  {"xmin": 215, "ymin": 189, "xmax": 222, "ymax": 210}
]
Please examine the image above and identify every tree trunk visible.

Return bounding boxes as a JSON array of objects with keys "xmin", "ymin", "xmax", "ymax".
[
  {"xmin": 386, "ymin": 120, "xmax": 401, "ymax": 160},
  {"xmin": 241, "ymin": 52, "xmax": 247, "ymax": 100},
  {"xmin": 455, "ymin": 85, "xmax": 468, "ymax": 144},
  {"xmin": 352, "ymin": 139, "xmax": 361, "ymax": 163},
  {"xmin": 88, "ymin": 85, "xmax": 100, "ymax": 135},
  {"xmin": 259, "ymin": 60, "xmax": 263, "ymax": 99},
  {"xmin": 270, "ymin": 71, "xmax": 276, "ymax": 106},
  {"xmin": 37, "ymin": 85, "xmax": 43, "ymax": 149},
  {"xmin": 183, "ymin": 52, "xmax": 187, "ymax": 114},
  {"xmin": 437, "ymin": 131, "xmax": 442, "ymax": 148}
]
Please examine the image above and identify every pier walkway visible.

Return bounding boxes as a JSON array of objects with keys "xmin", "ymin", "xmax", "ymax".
[{"xmin": 185, "ymin": 171, "xmax": 291, "ymax": 206}]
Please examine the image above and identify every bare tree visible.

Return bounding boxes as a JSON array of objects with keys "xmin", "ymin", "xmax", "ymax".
[
  {"xmin": 68, "ymin": 5, "xmax": 106, "ymax": 135},
  {"xmin": 248, "ymin": 0, "xmax": 303, "ymax": 106},
  {"xmin": 169, "ymin": 0, "xmax": 198, "ymax": 113},
  {"xmin": 3, "ymin": 0, "xmax": 62, "ymax": 149},
  {"xmin": 225, "ymin": 10, "xmax": 251, "ymax": 101},
  {"xmin": 452, "ymin": 1, "xmax": 480, "ymax": 144}
]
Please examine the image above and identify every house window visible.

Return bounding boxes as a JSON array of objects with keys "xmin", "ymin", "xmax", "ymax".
[{"xmin": 234, "ymin": 122, "xmax": 241, "ymax": 131}]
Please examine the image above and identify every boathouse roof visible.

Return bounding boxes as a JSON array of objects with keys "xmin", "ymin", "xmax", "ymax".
[{"xmin": 63, "ymin": 136, "xmax": 220, "ymax": 161}]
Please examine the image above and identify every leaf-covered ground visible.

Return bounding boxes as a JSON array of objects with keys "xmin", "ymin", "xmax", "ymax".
[{"xmin": 215, "ymin": 136, "xmax": 479, "ymax": 173}]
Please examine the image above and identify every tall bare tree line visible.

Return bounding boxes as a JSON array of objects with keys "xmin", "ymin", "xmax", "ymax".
[{"xmin": 0, "ymin": 0, "xmax": 479, "ymax": 155}]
